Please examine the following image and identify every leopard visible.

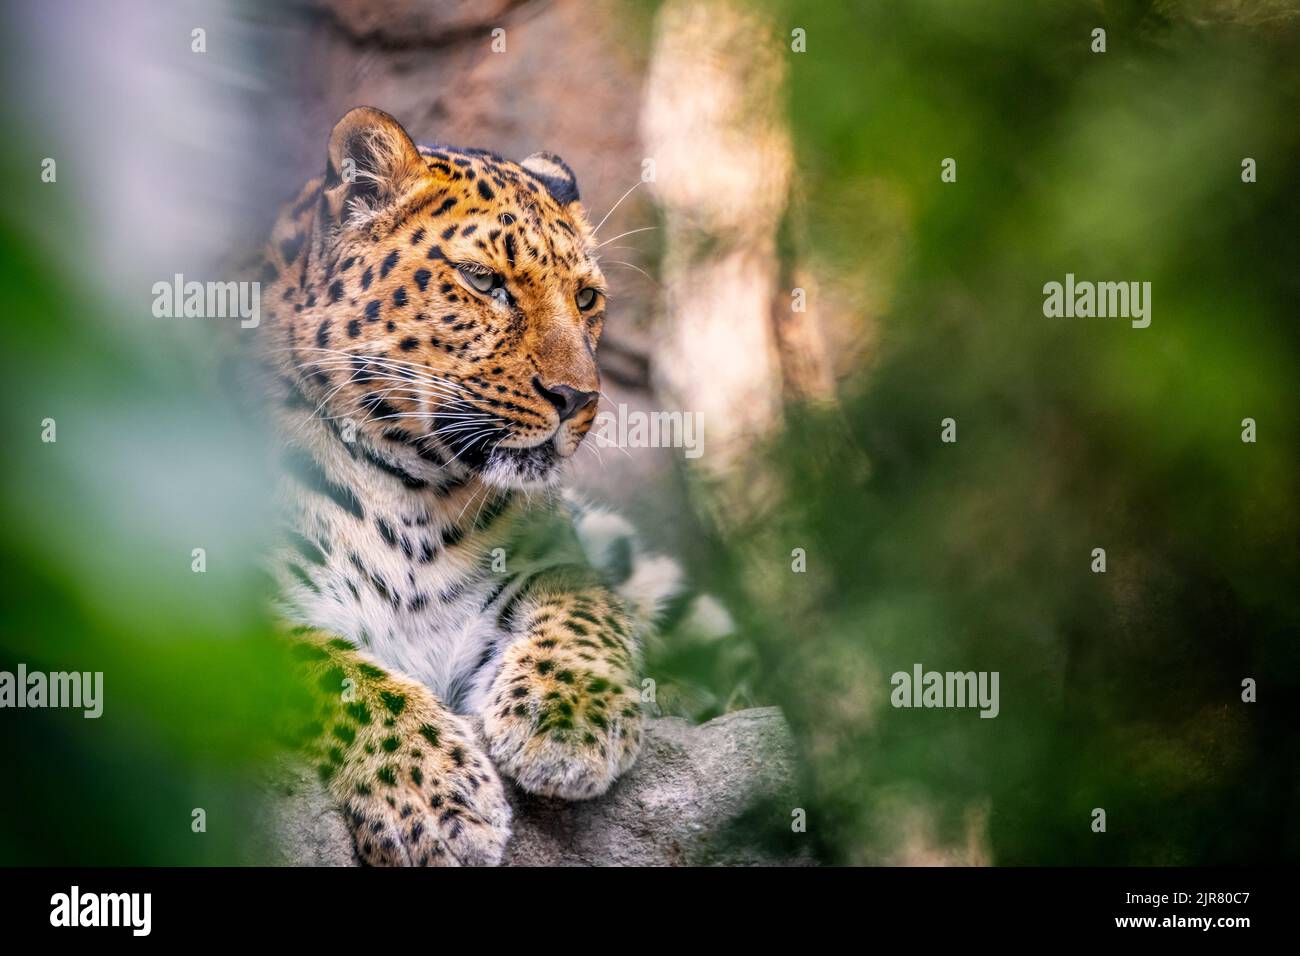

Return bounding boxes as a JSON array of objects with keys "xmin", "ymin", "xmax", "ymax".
[{"xmin": 252, "ymin": 107, "xmax": 680, "ymax": 866}]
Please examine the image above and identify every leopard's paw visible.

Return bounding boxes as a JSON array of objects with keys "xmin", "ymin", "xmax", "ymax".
[
  {"xmin": 327, "ymin": 701, "xmax": 511, "ymax": 866},
  {"xmin": 481, "ymin": 644, "xmax": 644, "ymax": 800}
]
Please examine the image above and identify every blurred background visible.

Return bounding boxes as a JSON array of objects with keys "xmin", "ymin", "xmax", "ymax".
[{"xmin": 0, "ymin": 0, "xmax": 1296, "ymax": 865}]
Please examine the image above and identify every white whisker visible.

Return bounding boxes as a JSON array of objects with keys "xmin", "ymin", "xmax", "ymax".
[
  {"xmin": 592, "ymin": 180, "xmax": 643, "ymax": 236},
  {"xmin": 595, "ymin": 226, "xmax": 657, "ymax": 249},
  {"xmin": 603, "ymin": 259, "xmax": 656, "ymax": 283}
]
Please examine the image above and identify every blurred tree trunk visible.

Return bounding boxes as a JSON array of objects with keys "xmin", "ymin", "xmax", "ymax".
[{"xmin": 641, "ymin": 0, "xmax": 835, "ymax": 522}]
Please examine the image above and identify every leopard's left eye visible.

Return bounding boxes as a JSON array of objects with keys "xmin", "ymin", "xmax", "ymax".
[
  {"xmin": 576, "ymin": 287, "xmax": 599, "ymax": 311},
  {"xmin": 458, "ymin": 263, "xmax": 501, "ymax": 295}
]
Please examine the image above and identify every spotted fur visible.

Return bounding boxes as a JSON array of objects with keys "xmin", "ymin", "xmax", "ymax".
[{"xmin": 256, "ymin": 108, "xmax": 675, "ymax": 866}]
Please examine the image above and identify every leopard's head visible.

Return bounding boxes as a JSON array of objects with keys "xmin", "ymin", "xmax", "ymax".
[{"xmin": 272, "ymin": 107, "xmax": 607, "ymax": 490}]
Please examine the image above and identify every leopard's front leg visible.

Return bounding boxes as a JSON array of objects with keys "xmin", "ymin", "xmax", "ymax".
[
  {"xmin": 285, "ymin": 629, "xmax": 511, "ymax": 865},
  {"xmin": 478, "ymin": 577, "xmax": 644, "ymax": 800}
]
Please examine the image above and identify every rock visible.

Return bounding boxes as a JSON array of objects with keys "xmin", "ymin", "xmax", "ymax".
[
  {"xmin": 264, "ymin": 707, "xmax": 809, "ymax": 866},
  {"xmin": 263, "ymin": 760, "xmax": 358, "ymax": 868}
]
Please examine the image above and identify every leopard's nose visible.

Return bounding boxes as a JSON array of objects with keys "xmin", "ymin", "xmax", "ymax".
[{"xmin": 533, "ymin": 377, "xmax": 598, "ymax": 423}]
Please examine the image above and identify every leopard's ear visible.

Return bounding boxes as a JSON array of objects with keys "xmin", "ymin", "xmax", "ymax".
[
  {"xmin": 324, "ymin": 107, "xmax": 425, "ymax": 222},
  {"xmin": 521, "ymin": 152, "xmax": 580, "ymax": 206}
]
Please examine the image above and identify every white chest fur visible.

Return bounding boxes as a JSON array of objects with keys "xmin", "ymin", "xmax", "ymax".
[{"xmin": 271, "ymin": 411, "xmax": 526, "ymax": 712}]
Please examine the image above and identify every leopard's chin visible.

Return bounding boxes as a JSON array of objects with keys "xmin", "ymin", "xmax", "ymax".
[{"xmin": 479, "ymin": 441, "xmax": 566, "ymax": 491}]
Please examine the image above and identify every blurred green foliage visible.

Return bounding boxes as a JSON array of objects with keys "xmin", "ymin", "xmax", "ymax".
[
  {"xmin": 661, "ymin": 0, "xmax": 1299, "ymax": 863},
  {"xmin": 0, "ymin": 116, "xmax": 295, "ymax": 864}
]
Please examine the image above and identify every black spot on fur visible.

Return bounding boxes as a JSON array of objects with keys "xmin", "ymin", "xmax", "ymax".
[
  {"xmin": 331, "ymin": 723, "xmax": 357, "ymax": 746},
  {"xmin": 288, "ymin": 530, "xmax": 327, "ymax": 566},
  {"xmin": 359, "ymin": 447, "xmax": 426, "ymax": 489},
  {"xmin": 280, "ymin": 234, "xmax": 304, "ymax": 264},
  {"xmin": 287, "ymin": 563, "xmax": 318, "ymax": 593},
  {"xmin": 285, "ymin": 450, "xmax": 364, "ymax": 519}
]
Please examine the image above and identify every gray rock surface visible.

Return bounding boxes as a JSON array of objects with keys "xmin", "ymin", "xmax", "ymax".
[{"xmin": 265, "ymin": 707, "xmax": 809, "ymax": 866}]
